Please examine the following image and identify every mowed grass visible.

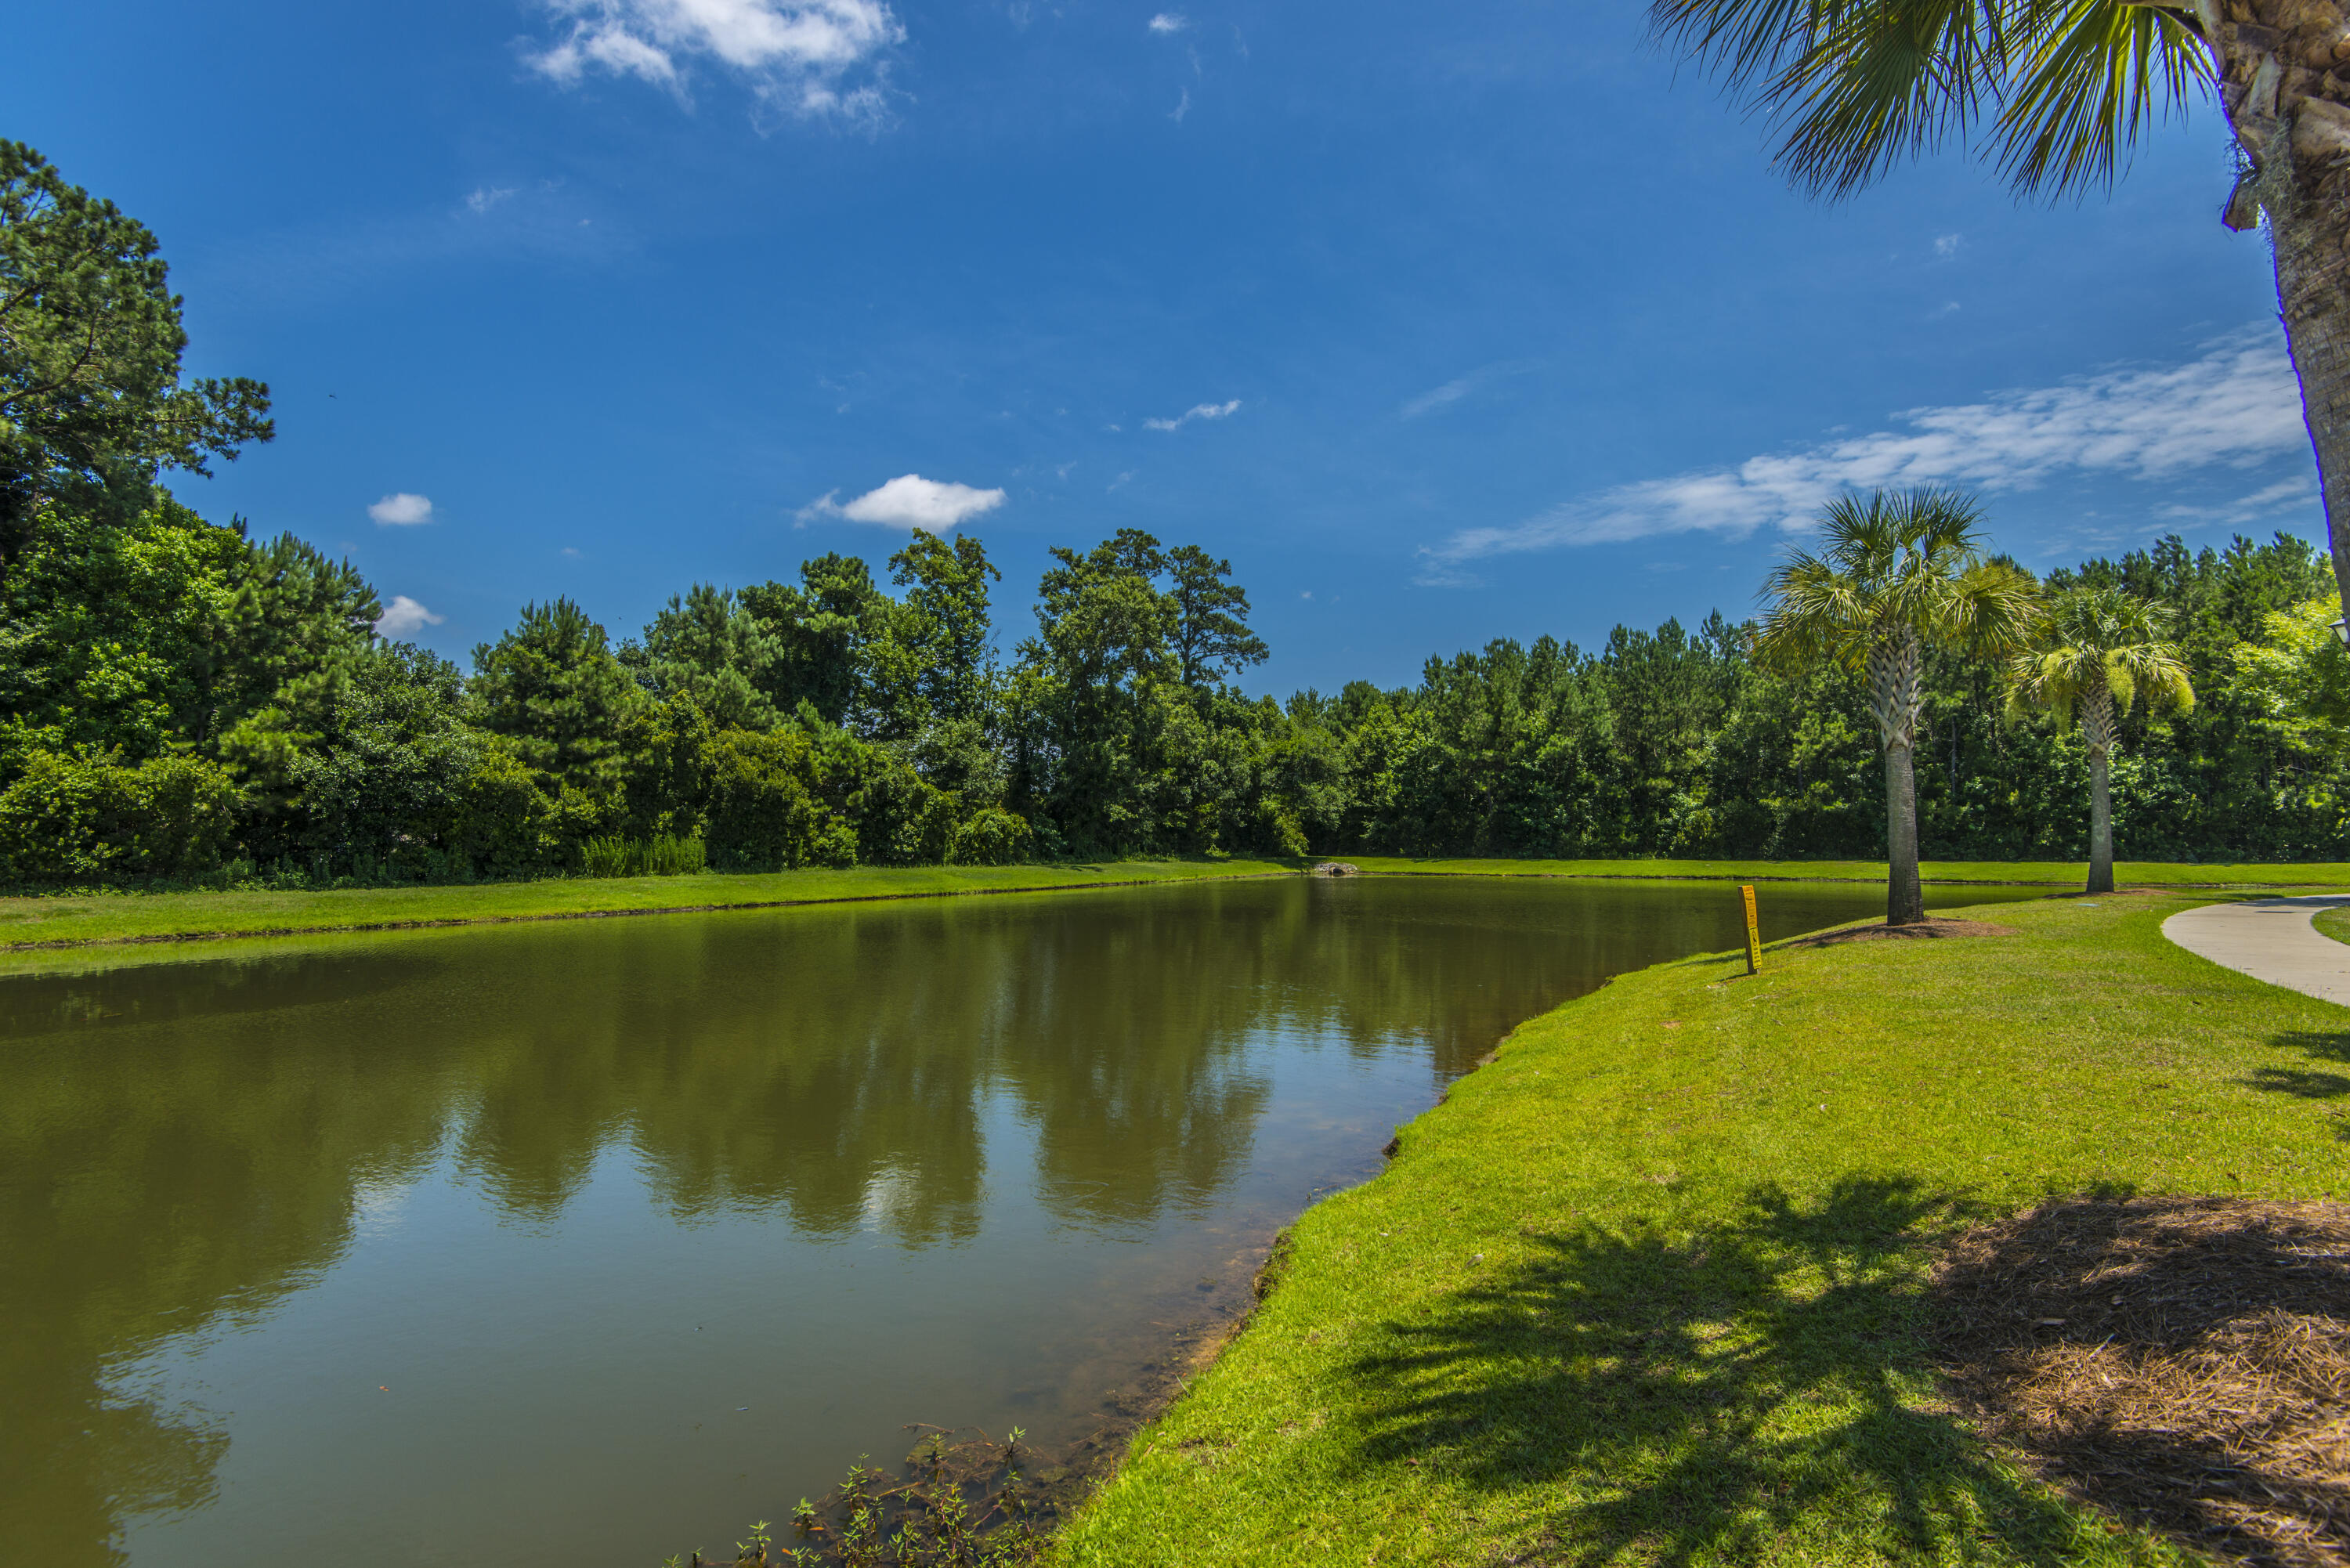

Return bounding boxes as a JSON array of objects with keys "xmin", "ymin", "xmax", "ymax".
[
  {"xmin": 1344, "ymin": 854, "xmax": 2350, "ymax": 888},
  {"xmin": 1056, "ymin": 893, "xmax": 2350, "ymax": 1567},
  {"xmin": 0, "ymin": 858, "xmax": 1301, "ymax": 954},
  {"xmin": 2313, "ymin": 903, "xmax": 2350, "ymax": 948}
]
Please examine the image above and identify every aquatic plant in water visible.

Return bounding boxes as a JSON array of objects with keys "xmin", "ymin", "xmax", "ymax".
[{"xmin": 667, "ymin": 1429, "xmax": 1054, "ymax": 1566}]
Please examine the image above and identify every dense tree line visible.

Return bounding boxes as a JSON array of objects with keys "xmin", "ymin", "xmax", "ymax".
[
  {"xmin": 6, "ymin": 135, "xmax": 2349, "ymax": 888},
  {"xmin": 2, "ymin": 482, "xmax": 2345, "ymax": 888}
]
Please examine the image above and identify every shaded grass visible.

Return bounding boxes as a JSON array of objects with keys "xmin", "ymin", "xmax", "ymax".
[
  {"xmin": 0, "ymin": 859, "xmax": 1302, "ymax": 956},
  {"xmin": 1343, "ymin": 855, "xmax": 2350, "ymax": 888},
  {"xmin": 1055, "ymin": 894, "xmax": 2349, "ymax": 1566}
]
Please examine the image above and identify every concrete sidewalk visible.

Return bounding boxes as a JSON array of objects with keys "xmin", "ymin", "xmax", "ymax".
[{"xmin": 2161, "ymin": 895, "xmax": 2350, "ymax": 1006}]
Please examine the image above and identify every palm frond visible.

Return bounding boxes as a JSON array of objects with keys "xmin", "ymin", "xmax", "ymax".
[
  {"xmin": 1766, "ymin": 0, "xmax": 2015, "ymax": 195},
  {"xmin": 1993, "ymin": 0, "xmax": 2209, "ymax": 197},
  {"xmin": 2108, "ymin": 640, "xmax": 2196, "ymax": 714},
  {"xmin": 2103, "ymin": 650, "xmax": 2138, "ymax": 714},
  {"xmin": 2008, "ymin": 581, "xmax": 2194, "ymax": 725},
  {"xmin": 1650, "ymin": 0, "xmax": 2211, "ymax": 201},
  {"xmin": 1650, "ymin": 0, "xmax": 1852, "ymax": 92}
]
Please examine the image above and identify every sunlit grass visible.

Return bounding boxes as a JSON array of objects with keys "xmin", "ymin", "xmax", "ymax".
[
  {"xmin": 1058, "ymin": 892, "xmax": 2348, "ymax": 1566},
  {"xmin": 1344, "ymin": 854, "xmax": 2350, "ymax": 887}
]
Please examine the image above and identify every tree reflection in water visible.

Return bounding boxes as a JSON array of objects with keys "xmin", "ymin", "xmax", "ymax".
[{"xmin": 0, "ymin": 876, "xmax": 1974, "ymax": 1564}]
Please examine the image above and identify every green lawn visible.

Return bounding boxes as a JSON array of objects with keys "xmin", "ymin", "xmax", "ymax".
[
  {"xmin": 2316, "ymin": 904, "xmax": 2350, "ymax": 948},
  {"xmin": 0, "ymin": 859, "xmax": 1302, "ymax": 955},
  {"xmin": 1342, "ymin": 854, "xmax": 2350, "ymax": 888},
  {"xmin": 1054, "ymin": 891, "xmax": 2348, "ymax": 1566}
]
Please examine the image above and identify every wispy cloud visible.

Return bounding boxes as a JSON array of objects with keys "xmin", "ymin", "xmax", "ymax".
[
  {"xmin": 467, "ymin": 186, "xmax": 518, "ymax": 215},
  {"xmin": 2157, "ymin": 475, "xmax": 2316, "ymax": 528},
  {"xmin": 375, "ymin": 596, "xmax": 446, "ymax": 638},
  {"xmin": 368, "ymin": 492, "xmax": 435, "ymax": 526},
  {"xmin": 1400, "ymin": 360, "xmax": 1532, "ymax": 420},
  {"xmin": 1170, "ymin": 85, "xmax": 1191, "ymax": 121},
  {"xmin": 797, "ymin": 473, "xmax": 1006, "ymax": 531},
  {"xmin": 1148, "ymin": 12, "xmax": 1188, "ymax": 33},
  {"xmin": 1144, "ymin": 398, "xmax": 1241, "ymax": 432},
  {"xmin": 526, "ymin": 0, "xmax": 904, "ymax": 121},
  {"xmin": 1933, "ymin": 233, "xmax": 1962, "ymax": 258},
  {"xmin": 1419, "ymin": 331, "xmax": 2308, "ymax": 581}
]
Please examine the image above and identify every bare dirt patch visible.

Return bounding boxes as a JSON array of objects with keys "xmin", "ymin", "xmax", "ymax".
[
  {"xmin": 1776, "ymin": 916, "xmax": 2015, "ymax": 949},
  {"xmin": 1930, "ymin": 1197, "xmax": 2350, "ymax": 1566}
]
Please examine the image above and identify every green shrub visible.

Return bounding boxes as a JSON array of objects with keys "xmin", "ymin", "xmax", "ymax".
[
  {"xmin": 0, "ymin": 750, "xmax": 239, "ymax": 885},
  {"xmin": 947, "ymin": 807, "xmax": 1034, "ymax": 865},
  {"xmin": 704, "ymin": 729, "xmax": 855, "ymax": 870},
  {"xmin": 448, "ymin": 740, "xmax": 559, "ymax": 876},
  {"xmin": 1248, "ymin": 795, "xmax": 1309, "ymax": 858},
  {"xmin": 582, "ymin": 834, "xmax": 633, "ymax": 878},
  {"xmin": 581, "ymin": 832, "xmax": 707, "ymax": 878},
  {"xmin": 851, "ymin": 766, "xmax": 957, "ymax": 865}
]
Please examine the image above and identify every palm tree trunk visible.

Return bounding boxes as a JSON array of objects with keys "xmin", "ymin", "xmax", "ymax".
[
  {"xmin": 1885, "ymin": 740, "xmax": 1924, "ymax": 926},
  {"xmin": 2218, "ymin": 3, "xmax": 2350, "ymax": 622},
  {"xmin": 2267, "ymin": 183, "xmax": 2350, "ymax": 621},
  {"xmin": 2087, "ymin": 748, "xmax": 2114, "ymax": 895}
]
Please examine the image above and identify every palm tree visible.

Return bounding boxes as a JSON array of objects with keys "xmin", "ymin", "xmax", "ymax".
[
  {"xmin": 1757, "ymin": 488, "xmax": 2040, "ymax": 925},
  {"xmin": 1650, "ymin": 0, "xmax": 2350, "ymax": 635},
  {"xmin": 2007, "ymin": 584, "xmax": 2195, "ymax": 894}
]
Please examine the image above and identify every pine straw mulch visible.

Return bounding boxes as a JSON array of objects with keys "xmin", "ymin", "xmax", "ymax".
[{"xmin": 1929, "ymin": 1198, "xmax": 2350, "ymax": 1566}]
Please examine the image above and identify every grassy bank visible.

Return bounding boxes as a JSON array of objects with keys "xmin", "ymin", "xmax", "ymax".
[
  {"xmin": 1055, "ymin": 892, "xmax": 2347, "ymax": 1566},
  {"xmin": 1341, "ymin": 854, "xmax": 2350, "ymax": 887},
  {"xmin": 5, "ymin": 855, "xmax": 2348, "ymax": 959},
  {"xmin": 0, "ymin": 859, "xmax": 1301, "ymax": 954}
]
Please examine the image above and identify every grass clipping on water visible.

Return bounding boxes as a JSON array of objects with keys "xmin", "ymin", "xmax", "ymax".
[{"xmin": 1054, "ymin": 893, "xmax": 2350, "ymax": 1567}]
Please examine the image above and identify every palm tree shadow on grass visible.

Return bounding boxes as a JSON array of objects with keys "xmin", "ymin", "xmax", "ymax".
[
  {"xmin": 2265, "ymin": 1031, "xmax": 2350, "ymax": 1068},
  {"xmin": 1340, "ymin": 1178, "xmax": 2124, "ymax": 1566},
  {"xmin": 2252, "ymin": 1033, "xmax": 2350, "ymax": 1114}
]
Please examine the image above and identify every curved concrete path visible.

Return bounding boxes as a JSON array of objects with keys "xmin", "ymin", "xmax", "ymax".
[{"xmin": 2161, "ymin": 895, "xmax": 2350, "ymax": 1006}]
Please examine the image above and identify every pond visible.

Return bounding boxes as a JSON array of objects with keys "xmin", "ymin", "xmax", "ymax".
[{"xmin": 0, "ymin": 875, "xmax": 2044, "ymax": 1564}]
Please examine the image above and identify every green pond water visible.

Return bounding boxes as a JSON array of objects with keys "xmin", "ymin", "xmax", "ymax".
[{"xmin": 0, "ymin": 875, "xmax": 2044, "ymax": 1564}]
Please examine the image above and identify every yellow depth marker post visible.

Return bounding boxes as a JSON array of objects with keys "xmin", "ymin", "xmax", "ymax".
[{"xmin": 1741, "ymin": 883, "xmax": 1762, "ymax": 975}]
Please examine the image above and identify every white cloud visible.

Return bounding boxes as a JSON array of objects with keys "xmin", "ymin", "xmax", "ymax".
[
  {"xmin": 2157, "ymin": 474, "xmax": 2316, "ymax": 527},
  {"xmin": 467, "ymin": 186, "xmax": 517, "ymax": 215},
  {"xmin": 1420, "ymin": 330, "xmax": 2310, "ymax": 578},
  {"xmin": 367, "ymin": 492, "xmax": 435, "ymax": 526},
  {"xmin": 1402, "ymin": 375, "xmax": 1477, "ymax": 419},
  {"xmin": 375, "ymin": 596, "xmax": 446, "ymax": 638},
  {"xmin": 798, "ymin": 473, "xmax": 1006, "ymax": 531},
  {"xmin": 1933, "ymin": 233, "xmax": 1962, "ymax": 258},
  {"xmin": 526, "ymin": 0, "xmax": 904, "ymax": 120},
  {"xmin": 1401, "ymin": 360, "xmax": 1535, "ymax": 420},
  {"xmin": 1170, "ymin": 85, "xmax": 1191, "ymax": 121},
  {"xmin": 1144, "ymin": 397, "xmax": 1242, "ymax": 432},
  {"xmin": 1148, "ymin": 12, "xmax": 1187, "ymax": 33}
]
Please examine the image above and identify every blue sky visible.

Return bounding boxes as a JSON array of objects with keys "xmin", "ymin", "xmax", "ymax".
[{"xmin": 8, "ymin": 0, "xmax": 2313, "ymax": 695}]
